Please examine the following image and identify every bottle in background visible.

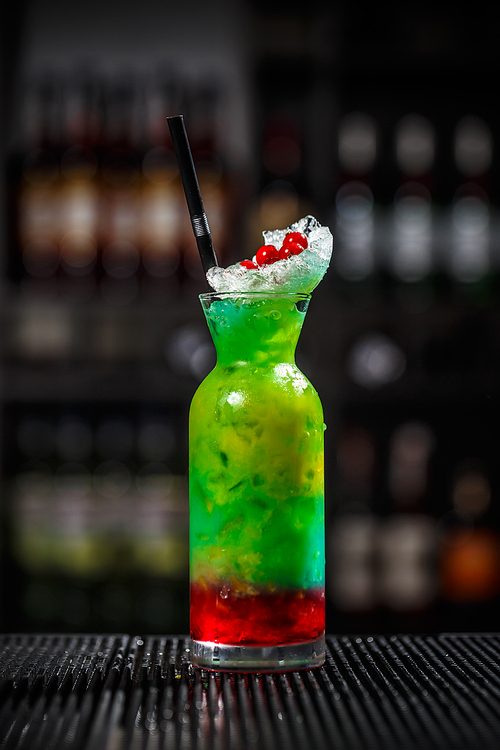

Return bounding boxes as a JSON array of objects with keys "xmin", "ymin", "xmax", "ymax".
[
  {"xmin": 140, "ymin": 69, "xmax": 184, "ymax": 301},
  {"xmin": 57, "ymin": 72, "xmax": 103, "ymax": 302},
  {"xmin": 448, "ymin": 116, "xmax": 493, "ymax": 286},
  {"xmin": 378, "ymin": 421, "xmax": 437, "ymax": 613},
  {"xmin": 14, "ymin": 74, "xmax": 64, "ymax": 294},
  {"xmin": 389, "ymin": 115, "xmax": 436, "ymax": 284},
  {"xmin": 333, "ymin": 112, "xmax": 377, "ymax": 281},
  {"xmin": 439, "ymin": 464, "xmax": 500, "ymax": 607},
  {"xmin": 328, "ymin": 425, "xmax": 377, "ymax": 614},
  {"xmin": 99, "ymin": 73, "xmax": 144, "ymax": 306}
]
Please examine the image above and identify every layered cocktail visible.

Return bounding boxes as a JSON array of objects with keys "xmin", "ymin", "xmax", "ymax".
[{"xmin": 189, "ymin": 216, "xmax": 332, "ymax": 671}]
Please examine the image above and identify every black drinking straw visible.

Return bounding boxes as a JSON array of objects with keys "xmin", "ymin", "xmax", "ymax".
[{"xmin": 167, "ymin": 114, "xmax": 219, "ymax": 277}]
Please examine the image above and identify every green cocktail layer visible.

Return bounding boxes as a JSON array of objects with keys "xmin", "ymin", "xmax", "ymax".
[{"xmin": 189, "ymin": 294, "xmax": 325, "ymax": 591}]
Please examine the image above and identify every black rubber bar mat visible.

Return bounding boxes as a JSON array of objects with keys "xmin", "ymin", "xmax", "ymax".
[{"xmin": 1, "ymin": 633, "xmax": 500, "ymax": 749}]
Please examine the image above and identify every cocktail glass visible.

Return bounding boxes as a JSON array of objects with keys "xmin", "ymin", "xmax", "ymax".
[{"xmin": 189, "ymin": 292, "xmax": 325, "ymax": 671}]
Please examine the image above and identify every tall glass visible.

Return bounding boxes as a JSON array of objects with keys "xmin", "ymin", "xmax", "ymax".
[{"xmin": 189, "ymin": 292, "xmax": 325, "ymax": 671}]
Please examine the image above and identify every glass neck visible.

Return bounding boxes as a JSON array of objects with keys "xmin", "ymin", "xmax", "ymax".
[{"xmin": 201, "ymin": 294, "xmax": 310, "ymax": 366}]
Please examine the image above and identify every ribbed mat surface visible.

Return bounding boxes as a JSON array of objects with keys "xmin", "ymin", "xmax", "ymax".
[{"xmin": 1, "ymin": 633, "xmax": 500, "ymax": 749}]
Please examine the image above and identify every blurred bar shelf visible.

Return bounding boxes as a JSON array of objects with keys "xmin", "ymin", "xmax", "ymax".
[
  {"xmin": 0, "ymin": 363, "xmax": 195, "ymax": 403},
  {"xmin": 1, "ymin": 632, "xmax": 500, "ymax": 749}
]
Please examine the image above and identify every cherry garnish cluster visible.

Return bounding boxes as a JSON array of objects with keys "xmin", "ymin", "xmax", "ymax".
[{"xmin": 240, "ymin": 231, "xmax": 308, "ymax": 270}]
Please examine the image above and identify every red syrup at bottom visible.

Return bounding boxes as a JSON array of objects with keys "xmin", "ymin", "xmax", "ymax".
[{"xmin": 190, "ymin": 581, "xmax": 325, "ymax": 647}]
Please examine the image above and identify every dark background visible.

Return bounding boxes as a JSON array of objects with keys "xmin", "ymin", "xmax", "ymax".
[{"xmin": 1, "ymin": 0, "xmax": 500, "ymax": 636}]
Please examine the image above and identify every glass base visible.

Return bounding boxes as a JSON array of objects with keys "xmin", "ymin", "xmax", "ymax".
[{"xmin": 189, "ymin": 635, "xmax": 325, "ymax": 672}]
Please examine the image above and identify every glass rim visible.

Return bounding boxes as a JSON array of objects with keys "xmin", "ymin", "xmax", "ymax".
[{"xmin": 199, "ymin": 291, "xmax": 311, "ymax": 301}]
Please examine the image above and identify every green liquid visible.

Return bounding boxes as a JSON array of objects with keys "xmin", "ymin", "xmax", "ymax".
[{"xmin": 189, "ymin": 294, "xmax": 325, "ymax": 594}]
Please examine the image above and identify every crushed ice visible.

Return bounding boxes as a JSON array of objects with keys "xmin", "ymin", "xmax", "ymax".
[{"xmin": 206, "ymin": 215, "xmax": 333, "ymax": 294}]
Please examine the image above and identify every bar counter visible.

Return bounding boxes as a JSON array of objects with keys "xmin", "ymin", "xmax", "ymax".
[{"xmin": 1, "ymin": 633, "xmax": 500, "ymax": 749}]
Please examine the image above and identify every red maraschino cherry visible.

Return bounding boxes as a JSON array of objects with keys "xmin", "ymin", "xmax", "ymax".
[
  {"xmin": 240, "ymin": 260, "xmax": 258, "ymax": 269},
  {"xmin": 280, "ymin": 240, "xmax": 304, "ymax": 257},
  {"xmin": 256, "ymin": 244, "xmax": 279, "ymax": 266},
  {"xmin": 278, "ymin": 244, "xmax": 294, "ymax": 259},
  {"xmin": 282, "ymin": 231, "xmax": 308, "ymax": 250}
]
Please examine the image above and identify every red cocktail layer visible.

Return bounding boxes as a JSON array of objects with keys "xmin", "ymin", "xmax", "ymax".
[{"xmin": 190, "ymin": 581, "xmax": 325, "ymax": 646}]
